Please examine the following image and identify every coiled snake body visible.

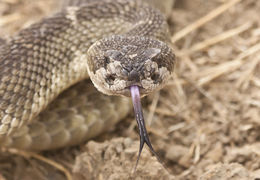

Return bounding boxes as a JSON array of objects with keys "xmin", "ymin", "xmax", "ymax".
[{"xmin": 0, "ymin": 0, "xmax": 175, "ymax": 153}]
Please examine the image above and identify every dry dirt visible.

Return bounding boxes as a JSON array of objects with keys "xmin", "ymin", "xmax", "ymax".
[{"xmin": 0, "ymin": 0, "xmax": 260, "ymax": 180}]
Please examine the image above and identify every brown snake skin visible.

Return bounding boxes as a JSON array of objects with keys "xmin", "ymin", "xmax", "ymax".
[{"xmin": 0, "ymin": 0, "xmax": 175, "ymax": 151}]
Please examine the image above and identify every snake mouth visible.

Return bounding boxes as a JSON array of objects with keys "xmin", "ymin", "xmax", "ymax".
[
  {"xmin": 125, "ymin": 84, "xmax": 147, "ymax": 97},
  {"xmin": 130, "ymin": 85, "xmax": 162, "ymax": 172}
]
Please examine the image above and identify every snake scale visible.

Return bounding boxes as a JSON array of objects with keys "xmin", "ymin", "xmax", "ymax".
[{"xmin": 0, "ymin": 0, "xmax": 175, "ymax": 155}]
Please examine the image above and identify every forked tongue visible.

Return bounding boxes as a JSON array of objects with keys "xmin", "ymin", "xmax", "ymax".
[{"xmin": 130, "ymin": 85, "xmax": 163, "ymax": 173}]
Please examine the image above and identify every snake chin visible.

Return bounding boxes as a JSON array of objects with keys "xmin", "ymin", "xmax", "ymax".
[{"xmin": 86, "ymin": 35, "xmax": 175, "ymax": 97}]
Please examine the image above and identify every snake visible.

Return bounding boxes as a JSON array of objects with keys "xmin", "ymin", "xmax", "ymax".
[{"xmin": 0, "ymin": 0, "xmax": 175, "ymax": 166}]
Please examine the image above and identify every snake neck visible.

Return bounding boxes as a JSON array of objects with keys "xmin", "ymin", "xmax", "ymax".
[{"xmin": 0, "ymin": 0, "xmax": 170, "ymax": 136}]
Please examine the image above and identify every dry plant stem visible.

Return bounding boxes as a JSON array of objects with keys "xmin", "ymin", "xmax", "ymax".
[
  {"xmin": 167, "ymin": 122, "xmax": 186, "ymax": 134},
  {"xmin": 1, "ymin": 0, "xmax": 17, "ymax": 3},
  {"xmin": 147, "ymin": 91, "xmax": 160, "ymax": 126},
  {"xmin": 154, "ymin": 108, "xmax": 177, "ymax": 117},
  {"xmin": 0, "ymin": 14, "xmax": 20, "ymax": 26},
  {"xmin": 172, "ymin": 73, "xmax": 186, "ymax": 102},
  {"xmin": 148, "ymin": 126, "xmax": 168, "ymax": 140},
  {"xmin": 197, "ymin": 42, "xmax": 260, "ymax": 86},
  {"xmin": 0, "ymin": 174, "xmax": 6, "ymax": 180},
  {"xmin": 171, "ymin": 0, "xmax": 243, "ymax": 43},
  {"xmin": 236, "ymin": 54, "xmax": 260, "ymax": 89},
  {"xmin": 183, "ymin": 77, "xmax": 220, "ymax": 109},
  {"xmin": 187, "ymin": 22, "xmax": 252, "ymax": 54},
  {"xmin": 2, "ymin": 148, "xmax": 72, "ymax": 180}
]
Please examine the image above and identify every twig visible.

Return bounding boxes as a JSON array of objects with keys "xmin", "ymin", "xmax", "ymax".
[
  {"xmin": 147, "ymin": 92, "xmax": 160, "ymax": 126},
  {"xmin": 0, "ymin": 14, "xmax": 20, "ymax": 26},
  {"xmin": 2, "ymin": 148, "xmax": 72, "ymax": 180},
  {"xmin": 236, "ymin": 53, "xmax": 260, "ymax": 89},
  {"xmin": 171, "ymin": 0, "xmax": 243, "ymax": 43},
  {"xmin": 197, "ymin": 42, "xmax": 260, "ymax": 86},
  {"xmin": 188, "ymin": 22, "xmax": 252, "ymax": 53}
]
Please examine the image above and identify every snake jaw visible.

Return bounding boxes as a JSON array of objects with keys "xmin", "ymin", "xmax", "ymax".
[{"xmin": 130, "ymin": 85, "xmax": 162, "ymax": 172}]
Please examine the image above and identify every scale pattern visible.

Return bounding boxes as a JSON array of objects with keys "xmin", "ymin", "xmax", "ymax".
[{"xmin": 0, "ymin": 0, "xmax": 174, "ymax": 150}]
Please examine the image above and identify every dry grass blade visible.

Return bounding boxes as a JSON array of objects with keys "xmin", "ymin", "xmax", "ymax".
[
  {"xmin": 172, "ymin": 73, "xmax": 187, "ymax": 102},
  {"xmin": 154, "ymin": 108, "xmax": 177, "ymax": 117},
  {"xmin": 3, "ymin": 148, "xmax": 72, "ymax": 180},
  {"xmin": 197, "ymin": 42, "xmax": 260, "ymax": 86},
  {"xmin": 171, "ymin": 0, "xmax": 243, "ymax": 43},
  {"xmin": 147, "ymin": 92, "xmax": 160, "ymax": 126},
  {"xmin": 147, "ymin": 126, "xmax": 168, "ymax": 139},
  {"xmin": 236, "ymin": 53, "xmax": 260, "ymax": 89},
  {"xmin": 0, "ymin": 0, "xmax": 17, "ymax": 3},
  {"xmin": 187, "ymin": 22, "xmax": 252, "ymax": 54},
  {"xmin": 252, "ymin": 76, "xmax": 260, "ymax": 87},
  {"xmin": 0, "ymin": 174, "xmax": 6, "ymax": 180},
  {"xmin": 0, "ymin": 14, "xmax": 20, "ymax": 26},
  {"xmin": 168, "ymin": 122, "xmax": 186, "ymax": 133}
]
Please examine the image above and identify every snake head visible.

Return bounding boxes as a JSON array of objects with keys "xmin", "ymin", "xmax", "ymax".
[
  {"xmin": 86, "ymin": 35, "xmax": 174, "ymax": 171},
  {"xmin": 86, "ymin": 35, "xmax": 175, "ymax": 97}
]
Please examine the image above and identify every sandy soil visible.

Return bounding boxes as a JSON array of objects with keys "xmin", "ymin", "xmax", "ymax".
[{"xmin": 0, "ymin": 0, "xmax": 260, "ymax": 179}]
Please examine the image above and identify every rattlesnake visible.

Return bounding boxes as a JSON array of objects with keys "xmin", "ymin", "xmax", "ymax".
[{"xmin": 0, "ymin": 0, "xmax": 175, "ymax": 164}]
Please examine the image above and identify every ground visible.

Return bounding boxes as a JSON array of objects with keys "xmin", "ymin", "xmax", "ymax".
[{"xmin": 0, "ymin": 0, "xmax": 260, "ymax": 179}]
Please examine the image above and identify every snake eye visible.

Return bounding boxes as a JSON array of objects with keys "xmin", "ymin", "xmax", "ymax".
[
  {"xmin": 105, "ymin": 50, "xmax": 123, "ymax": 61},
  {"xmin": 106, "ymin": 74, "xmax": 116, "ymax": 85},
  {"xmin": 142, "ymin": 48, "xmax": 161, "ymax": 59}
]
